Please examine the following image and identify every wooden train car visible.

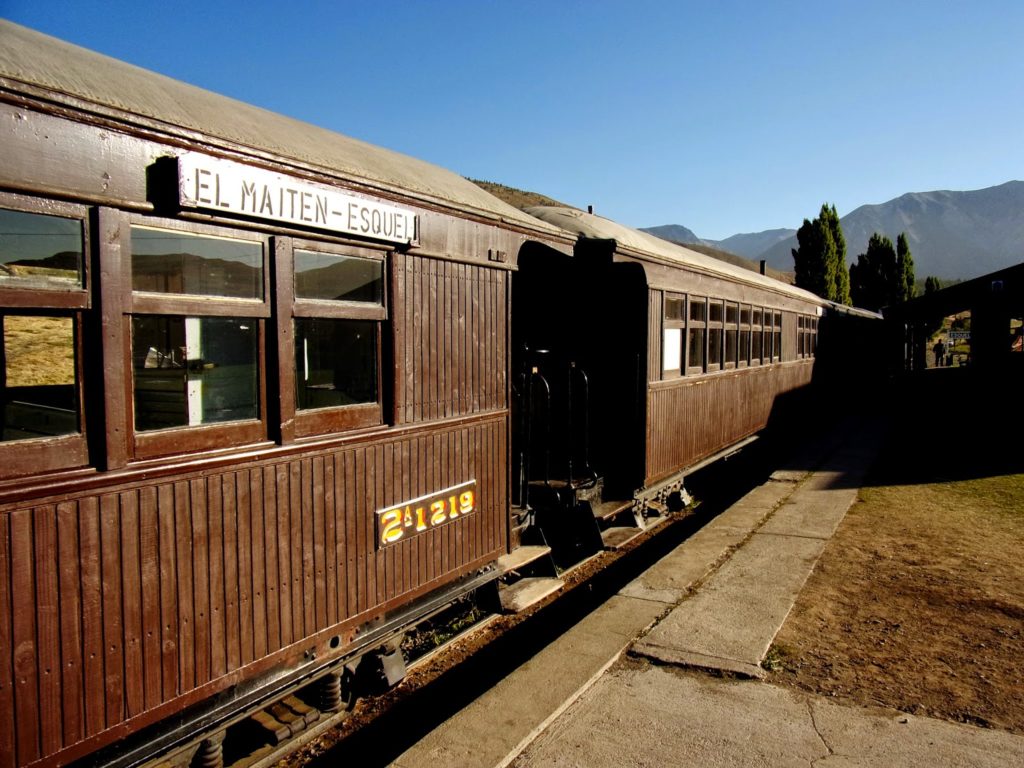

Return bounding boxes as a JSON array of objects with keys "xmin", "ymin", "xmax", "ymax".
[
  {"xmin": 0, "ymin": 21, "xmax": 575, "ymax": 768},
  {"xmin": 507, "ymin": 206, "xmax": 848, "ymax": 560}
]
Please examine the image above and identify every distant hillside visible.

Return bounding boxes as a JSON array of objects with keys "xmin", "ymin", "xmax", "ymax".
[
  {"xmin": 469, "ymin": 179, "xmax": 574, "ymax": 211},
  {"xmin": 472, "ymin": 180, "xmax": 780, "ymax": 279},
  {"xmin": 716, "ymin": 229, "xmax": 797, "ymax": 260},
  {"xmin": 641, "ymin": 224, "xmax": 701, "ymax": 246},
  {"xmin": 758, "ymin": 181, "xmax": 1024, "ymax": 279},
  {"xmin": 662, "ymin": 240, "xmax": 793, "ymax": 284}
]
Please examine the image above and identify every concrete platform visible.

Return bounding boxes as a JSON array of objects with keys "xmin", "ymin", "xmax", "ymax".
[
  {"xmin": 391, "ymin": 418, "xmax": 1024, "ymax": 767},
  {"xmin": 512, "ymin": 665, "xmax": 1024, "ymax": 768}
]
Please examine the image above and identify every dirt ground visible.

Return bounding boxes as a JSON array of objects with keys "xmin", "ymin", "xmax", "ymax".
[{"xmin": 768, "ymin": 371, "xmax": 1024, "ymax": 733}]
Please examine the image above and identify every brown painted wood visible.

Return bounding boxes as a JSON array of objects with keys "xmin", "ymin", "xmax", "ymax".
[
  {"xmin": 119, "ymin": 491, "xmax": 145, "ymax": 717},
  {"xmin": 138, "ymin": 488, "xmax": 162, "ymax": 711},
  {"xmin": 261, "ymin": 465, "xmax": 281, "ymax": 654},
  {"xmin": 32, "ymin": 505, "xmax": 60, "ymax": 758},
  {"xmin": 251, "ymin": 468, "xmax": 268, "ymax": 660},
  {"xmin": 56, "ymin": 502, "xmax": 84, "ymax": 747},
  {"xmin": 0, "ymin": 514, "xmax": 14, "ymax": 768},
  {"xmin": 99, "ymin": 494, "xmax": 125, "ymax": 726},
  {"xmin": 188, "ymin": 479, "xmax": 210, "ymax": 688},
  {"xmin": 236, "ymin": 472, "xmax": 255, "ymax": 666},
  {"xmin": 10, "ymin": 510, "xmax": 40, "ymax": 765}
]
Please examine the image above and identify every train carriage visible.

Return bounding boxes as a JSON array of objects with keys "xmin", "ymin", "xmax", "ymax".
[
  {"xmin": 0, "ymin": 21, "xmax": 574, "ymax": 768},
  {"xmin": 508, "ymin": 206, "xmax": 835, "ymax": 560}
]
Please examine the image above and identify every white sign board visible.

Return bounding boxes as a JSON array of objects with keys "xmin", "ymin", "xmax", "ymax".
[{"xmin": 178, "ymin": 153, "xmax": 418, "ymax": 245}]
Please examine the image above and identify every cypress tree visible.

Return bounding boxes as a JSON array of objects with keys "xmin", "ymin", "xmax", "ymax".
[
  {"xmin": 896, "ymin": 233, "xmax": 915, "ymax": 302},
  {"xmin": 792, "ymin": 203, "xmax": 851, "ymax": 304},
  {"xmin": 850, "ymin": 233, "xmax": 897, "ymax": 311}
]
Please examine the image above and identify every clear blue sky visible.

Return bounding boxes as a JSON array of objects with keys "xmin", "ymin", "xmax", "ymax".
[{"xmin": 2, "ymin": 0, "xmax": 1022, "ymax": 240}]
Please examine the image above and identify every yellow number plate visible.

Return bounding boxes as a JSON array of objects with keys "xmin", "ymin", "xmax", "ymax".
[{"xmin": 375, "ymin": 481, "xmax": 477, "ymax": 549}]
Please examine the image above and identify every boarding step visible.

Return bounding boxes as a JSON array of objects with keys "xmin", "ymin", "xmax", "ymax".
[
  {"xmin": 590, "ymin": 498, "xmax": 633, "ymax": 521},
  {"xmin": 498, "ymin": 576, "xmax": 565, "ymax": 613},
  {"xmin": 497, "ymin": 545, "xmax": 553, "ymax": 575}
]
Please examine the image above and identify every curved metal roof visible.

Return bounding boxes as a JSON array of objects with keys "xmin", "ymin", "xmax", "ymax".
[
  {"xmin": 0, "ymin": 20, "xmax": 565, "ymax": 238},
  {"xmin": 524, "ymin": 205, "xmax": 826, "ymax": 303}
]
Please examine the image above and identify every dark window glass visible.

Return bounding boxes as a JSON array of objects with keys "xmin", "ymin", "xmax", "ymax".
[
  {"xmin": 0, "ymin": 208, "xmax": 82, "ymax": 290},
  {"xmin": 709, "ymin": 301, "xmax": 724, "ymax": 322},
  {"xmin": 295, "ymin": 318, "xmax": 377, "ymax": 409},
  {"xmin": 752, "ymin": 330, "xmax": 763, "ymax": 363},
  {"xmin": 689, "ymin": 299, "xmax": 706, "ymax": 322},
  {"xmin": 752, "ymin": 309, "xmax": 762, "ymax": 326},
  {"xmin": 131, "ymin": 227, "xmax": 262, "ymax": 298},
  {"xmin": 295, "ymin": 250, "xmax": 384, "ymax": 303},
  {"xmin": 739, "ymin": 329, "xmax": 751, "ymax": 362},
  {"xmin": 132, "ymin": 316, "xmax": 258, "ymax": 430},
  {"xmin": 726, "ymin": 304, "xmax": 738, "ymax": 324},
  {"xmin": 726, "ymin": 328, "xmax": 737, "ymax": 364},
  {"xmin": 688, "ymin": 328, "xmax": 705, "ymax": 370},
  {"xmin": 664, "ymin": 297, "xmax": 685, "ymax": 321},
  {"xmin": 708, "ymin": 328, "xmax": 722, "ymax": 366},
  {"xmin": 740, "ymin": 307, "xmax": 751, "ymax": 325},
  {"xmin": 774, "ymin": 329, "xmax": 782, "ymax": 358},
  {"xmin": 1, "ymin": 314, "xmax": 78, "ymax": 440}
]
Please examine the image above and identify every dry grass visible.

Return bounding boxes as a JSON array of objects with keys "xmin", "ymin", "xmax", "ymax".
[
  {"xmin": 770, "ymin": 374, "xmax": 1024, "ymax": 733},
  {"xmin": 4, "ymin": 315, "xmax": 75, "ymax": 386}
]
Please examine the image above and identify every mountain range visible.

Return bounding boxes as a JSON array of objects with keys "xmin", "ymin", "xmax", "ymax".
[{"xmin": 642, "ymin": 181, "xmax": 1024, "ymax": 280}]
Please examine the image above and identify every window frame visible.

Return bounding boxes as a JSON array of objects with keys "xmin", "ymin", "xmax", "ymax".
[
  {"xmin": 738, "ymin": 305, "xmax": 751, "ymax": 368},
  {"xmin": 281, "ymin": 237, "xmax": 388, "ymax": 439},
  {"xmin": 706, "ymin": 299, "xmax": 725, "ymax": 373},
  {"xmin": 661, "ymin": 293, "xmax": 686, "ymax": 379},
  {"xmin": 773, "ymin": 311, "xmax": 783, "ymax": 362},
  {"xmin": 724, "ymin": 302, "xmax": 739, "ymax": 370},
  {"xmin": 125, "ymin": 214, "xmax": 271, "ymax": 460},
  {"xmin": 685, "ymin": 295, "xmax": 707, "ymax": 375},
  {"xmin": 0, "ymin": 193, "xmax": 91, "ymax": 478}
]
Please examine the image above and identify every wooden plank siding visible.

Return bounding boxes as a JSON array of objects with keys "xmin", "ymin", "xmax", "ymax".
[
  {"xmin": 396, "ymin": 256, "xmax": 507, "ymax": 425},
  {"xmin": 645, "ymin": 362, "xmax": 814, "ymax": 484},
  {"xmin": 0, "ymin": 418, "xmax": 506, "ymax": 768}
]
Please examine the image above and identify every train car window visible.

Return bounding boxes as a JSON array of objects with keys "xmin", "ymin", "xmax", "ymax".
[
  {"xmin": 291, "ymin": 244, "xmax": 386, "ymax": 435},
  {"xmin": 686, "ymin": 296, "xmax": 707, "ymax": 374},
  {"xmin": 131, "ymin": 316, "xmax": 258, "ymax": 430},
  {"xmin": 773, "ymin": 312, "xmax": 783, "ymax": 361},
  {"xmin": 128, "ymin": 218, "xmax": 269, "ymax": 458},
  {"xmin": 131, "ymin": 226, "xmax": 263, "ymax": 299},
  {"xmin": 725, "ymin": 303, "xmax": 739, "ymax": 369},
  {"xmin": 663, "ymin": 295, "xmax": 685, "ymax": 376},
  {"xmin": 751, "ymin": 308, "xmax": 762, "ymax": 365},
  {"xmin": 739, "ymin": 305, "xmax": 751, "ymax": 367},
  {"xmin": 0, "ymin": 207, "xmax": 83, "ymax": 290},
  {"xmin": 0, "ymin": 197, "xmax": 90, "ymax": 477},
  {"xmin": 707, "ymin": 300, "xmax": 724, "ymax": 371}
]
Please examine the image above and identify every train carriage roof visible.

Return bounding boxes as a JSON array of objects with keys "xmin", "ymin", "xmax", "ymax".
[
  {"xmin": 0, "ymin": 20, "xmax": 567, "ymax": 239},
  {"xmin": 524, "ymin": 205, "xmax": 828, "ymax": 304}
]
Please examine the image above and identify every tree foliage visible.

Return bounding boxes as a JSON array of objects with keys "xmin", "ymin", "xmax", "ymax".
[
  {"xmin": 792, "ymin": 203, "xmax": 850, "ymax": 303},
  {"xmin": 924, "ymin": 275, "xmax": 942, "ymax": 294},
  {"xmin": 849, "ymin": 231, "xmax": 916, "ymax": 311},
  {"xmin": 896, "ymin": 233, "xmax": 915, "ymax": 302}
]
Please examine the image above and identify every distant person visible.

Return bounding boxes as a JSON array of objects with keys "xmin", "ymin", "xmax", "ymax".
[{"xmin": 933, "ymin": 339, "xmax": 946, "ymax": 367}]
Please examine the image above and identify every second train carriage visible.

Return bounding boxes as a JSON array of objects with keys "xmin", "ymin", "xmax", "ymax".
[{"xmin": 508, "ymin": 206, "xmax": 837, "ymax": 561}]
